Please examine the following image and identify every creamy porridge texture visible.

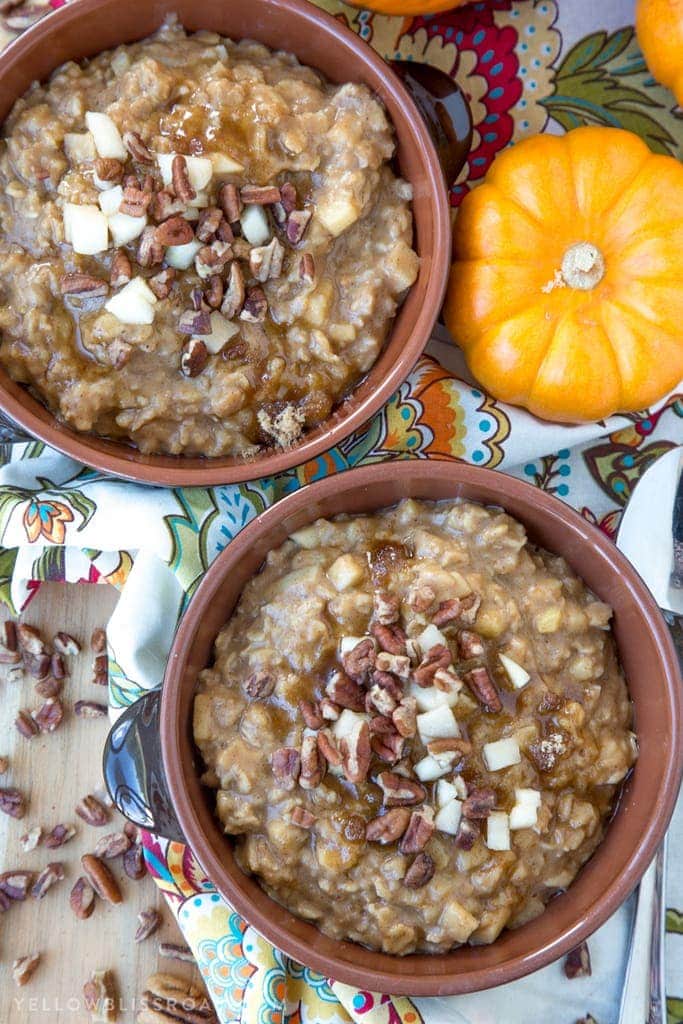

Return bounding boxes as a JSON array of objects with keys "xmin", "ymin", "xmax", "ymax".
[
  {"xmin": 0, "ymin": 20, "xmax": 419, "ymax": 456},
  {"xmin": 194, "ymin": 499, "xmax": 637, "ymax": 953}
]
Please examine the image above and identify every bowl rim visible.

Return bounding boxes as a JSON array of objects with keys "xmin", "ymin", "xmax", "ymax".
[
  {"xmin": 159, "ymin": 461, "xmax": 683, "ymax": 995},
  {"xmin": 0, "ymin": 0, "xmax": 451, "ymax": 486}
]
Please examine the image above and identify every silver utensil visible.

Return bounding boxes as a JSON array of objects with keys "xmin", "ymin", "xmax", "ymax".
[{"xmin": 617, "ymin": 445, "xmax": 682, "ymax": 1024}]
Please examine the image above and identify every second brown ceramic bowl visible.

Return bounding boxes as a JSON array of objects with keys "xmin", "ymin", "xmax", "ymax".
[
  {"xmin": 106, "ymin": 461, "xmax": 683, "ymax": 995},
  {"xmin": 0, "ymin": 0, "xmax": 452, "ymax": 486}
]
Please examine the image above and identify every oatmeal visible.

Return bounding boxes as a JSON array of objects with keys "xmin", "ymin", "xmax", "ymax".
[
  {"xmin": 194, "ymin": 499, "xmax": 636, "ymax": 953},
  {"xmin": 0, "ymin": 19, "xmax": 419, "ymax": 457}
]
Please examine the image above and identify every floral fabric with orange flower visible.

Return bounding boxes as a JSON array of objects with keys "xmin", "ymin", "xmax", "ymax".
[{"xmin": 0, "ymin": 0, "xmax": 681, "ymax": 1022}]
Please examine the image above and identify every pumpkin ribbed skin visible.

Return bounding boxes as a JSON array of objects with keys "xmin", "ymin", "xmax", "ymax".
[
  {"xmin": 636, "ymin": 0, "xmax": 683, "ymax": 105},
  {"xmin": 444, "ymin": 126, "xmax": 683, "ymax": 423}
]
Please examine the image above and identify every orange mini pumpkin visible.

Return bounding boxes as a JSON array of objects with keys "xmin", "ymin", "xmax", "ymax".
[
  {"xmin": 636, "ymin": 0, "xmax": 683, "ymax": 105},
  {"xmin": 342, "ymin": 0, "xmax": 469, "ymax": 14},
  {"xmin": 444, "ymin": 126, "xmax": 683, "ymax": 423}
]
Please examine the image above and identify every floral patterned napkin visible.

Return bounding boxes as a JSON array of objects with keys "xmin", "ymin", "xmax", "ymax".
[{"xmin": 0, "ymin": 0, "xmax": 681, "ymax": 1021}]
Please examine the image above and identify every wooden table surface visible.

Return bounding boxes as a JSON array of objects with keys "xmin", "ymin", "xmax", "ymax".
[{"xmin": 0, "ymin": 582, "xmax": 203, "ymax": 1023}]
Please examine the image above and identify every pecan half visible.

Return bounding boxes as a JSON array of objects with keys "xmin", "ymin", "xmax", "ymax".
[
  {"xmin": 339, "ymin": 720, "xmax": 371, "ymax": 785},
  {"xmin": 565, "ymin": 941, "xmax": 592, "ymax": 979},
  {"xmin": 454, "ymin": 818, "xmax": 480, "ymax": 850},
  {"xmin": 60, "ymin": 273, "xmax": 108, "ymax": 297},
  {"xmin": 392, "ymin": 696, "xmax": 417, "ymax": 738},
  {"xmin": 155, "ymin": 215, "xmax": 194, "ymax": 246},
  {"xmin": 0, "ymin": 787, "xmax": 26, "ymax": 818},
  {"xmin": 245, "ymin": 671, "xmax": 275, "ymax": 698},
  {"xmin": 81, "ymin": 853, "xmax": 122, "ymax": 904},
  {"xmin": 239, "ymin": 286, "xmax": 268, "ymax": 323},
  {"xmin": 325, "ymin": 669, "xmax": 365, "ymax": 711},
  {"xmin": 286, "ymin": 208, "xmax": 312, "ymax": 245},
  {"xmin": 83, "ymin": 969, "xmax": 118, "ymax": 1022},
  {"xmin": 34, "ymin": 677, "xmax": 61, "ymax": 699},
  {"xmin": 15, "ymin": 709, "xmax": 38, "ymax": 738},
  {"xmin": 24, "ymin": 652, "xmax": 50, "ymax": 679},
  {"xmin": 50, "ymin": 652, "xmax": 66, "ymax": 680},
  {"xmin": 45, "ymin": 823, "xmax": 76, "ymax": 848},
  {"xmin": 298, "ymin": 699, "xmax": 323, "ymax": 730},
  {"xmin": 371, "ymin": 622, "xmax": 407, "ymax": 656},
  {"xmin": 94, "ymin": 157, "xmax": 123, "ymax": 182},
  {"xmin": 399, "ymin": 806, "xmax": 435, "ymax": 854},
  {"xmin": 123, "ymin": 842, "xmax": 146, "ymax": 880},
  {"xmin": 414, "ymin": 644, "xmax": 452, "ymax": 687},
  {"xmin": 0, "ymin": 870, "xmax": 33, "ymax": 900},
  {"xmin": 75, "ymin": 700, "xmax": 108, "ymax": 719},
  {"xmin": 457, "ymin": 630, "xmax": 485, "ymax": 659},
  {"xmin": 181, "ymin": 339, "xmax": 209, "ymax": 379},
  {"xmin": 135, "ymin": 907, "xmax": 162, "ymax": 943},
  {"xmin": 204, "ymin": 275, "xmax": 223, "ymax": 310},
  {"xmin": 148, "ymin": 268, "xmax": 176, "ymax": 300},
  {"xmin": 271, "ymin": 747, "xmax": 300, "ymax": 790},
  {"xmin": 137, "ymin": 226, "xmax": 164, "ymax": 268},
  {"xmin": 365, "ymin": 807, "xmax": 410, "ymax": 844},
  {"xmin": 32, "ymin": 861, "xmax": 64, "ymax": 899},
  {"xmin": 140, "ymin": 972, "xmax": 217, "ymax": 1024},
  {"xmin": 75, "ymin": 794, "xmax": 110, "ymax": 827},
  {"xmin": 20, "ymin": 826, "xmax": 42, "ymax": 852},
  {"xmin": 2, "ymin": 619, "xmax": 17, "ymax": 650},
  {"xmin": 462, "ymin": 788, "xmax": 496, "ymax": 819},
  {"xmin": 299, "ymin": 733, "xmax": 326, "ymax": 790},
  {"xmin": 290, "ymin": 806, "xmax": 316, "ymax": 828},
  {"xmin": 123, "ymin": 130, "xmax": 154, "ymax": 163},
  {"xmin": 316, "ymin": 728, "xmax": 342, "ymax": 768},
  {"xmin": 171, "ymin": 154, "xmax": 196, "ymax": 203},
  {"xmin": 12, "ymin": 953, "xmax": 40, "ymax": 987},
  {"xmin": 17, "ymin": 624, "xmax": 46, "ymax": 657},
  {"xmin": 463, "ymin": 666, "xmax": 502, "ymax": 713},
  {"xmin": 403, "ymin": 852, "xmax": 435, "ymax": 889},
  {"xmin": 341, "ymin": 638, "xmax": 376, "ymax": 683},
  {"xmin": 220, "ymin": 261, "xmax": 245, "ymax": 320},
  {"xmin": 70, "ymin": 876, "xmax": 96, "ymax": 919},
  {"xmin": 299, "ymin": 252, "xmax": 315, "ymax": 284},
  {"xmin": 218, "ymin": 182, "xmax": 242, "ymax": 222},
  {"xmin": 33, "ymin": 697, "xmax": 64, "ymax": 733},
  {"xmin": 94, "ymin": 831, "xmax": 131, "ymax": 859},
  {"xmin": 240, "ymin": 184, "xmax": 281, "ymax": 205},
  {"xmin": 376, "ymin": 772, "xmax": 426, "ymax": 807}
]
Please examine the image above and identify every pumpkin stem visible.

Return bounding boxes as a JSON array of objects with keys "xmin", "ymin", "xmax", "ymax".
[{"xmin": 560, "ymin": 242, "xmax": 605, "ymax": 291}]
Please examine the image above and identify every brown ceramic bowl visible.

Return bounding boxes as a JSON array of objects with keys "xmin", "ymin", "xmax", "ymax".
[
  {"xmin": 105, "ymin": 460, "xmax": 683, "ymax": 995},
  {"xmin": 0, "ymin": 0, "xmax": 452, "ymax": 486}
]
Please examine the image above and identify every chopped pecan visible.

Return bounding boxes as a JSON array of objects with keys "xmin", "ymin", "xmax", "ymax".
[
  {"xmin": 81, "ymin": 853, "xmax": 122, "ymax": 904},
  {"xmin": 392, "ymin": 696, "xmax": 417, "ymax": 738},
  {"xmin": 32, "ymin": 861, "xmax": 64, "ymax": 899},
  {"xmin": 298, "ymin": 699, "xmax": 323, "ymax": 730},
  {"xmin": 148, "ymin": 268, "xmax": 176, "ymax": 300},
  {"xmin": 2, "ymin": 620, "xmax": 17, "ymax": 650},
  {"xmin": 70, "ymin": 876, "xmax": 96, "ymax": 919},
  {"xmin": 171, "ymin": 154, "xmax": 196, "ymax": 203},
  {"xmin": 459, "ymin": 592, "xmax": 481, "ymax": 624},
  {"xmin": 196, "ymin": 240, "xmax": 232, "ymax": 278},
  {"xmin": 150, "ymin": 188, "xmax": 185, "ymax": 222},
  {"xmin": 433, "ymin": 667, "xmax": 461, "ymax": 694},
  {"xmin": 407, "ymin": 583, "xmax": 436, "ymax": 612},
  {"xmin": 12, "ymin": 953, "xmax": 40, "ymax": 988},
  {"xmin": 20, "ymin": 826, "xmax": 43, "ymax": 852},
  {"xmin": 204, "ymin": 275, "xmax": 224, "ymax": 309},
  {"xmin": 249, "ymin": 236, "xmax": 284, "ymax": 282},
  {"xmin": 23, "ymin": 652, "xmax": 50, "ymax": 680},
  {"xmin": 216, "ymin": 217, "xmax": 234, "ymax": 243},
  {"xmin": 457, "ymin": 630, "xmax": 485, "ymax": 659},
  {"xmin": 140, "ymin": 972, "xmax": 217, "ymax": 1024},
  {"xmin": 92, "ymin": 654, "xmax": 109, "ymax": 687},
  {"xmin": 369, "ymin": 714, "xmax": 396, "ymax": 736},
  {"xmin": 325, "ymin": 669, "xmax": 365, "ymax": 711},
  {"xmin": 565, "ymin": 941, "xmax": 592, "ymax": 979},
  {"xmin": 220, "ymin": 261, "xmax": 245, "ymax": 320},
  {"xmin": 375, "ymin": 651, "xmax": 410, "ymax": 679},
  {"xmin": 286, "ymin": 208, "xmax": 312, "ymax": 245},
  {"xmin": 290, "ymin": 805, "xmax": 316, "ymax": 828},
  {"xmin": 432, "ymin": 598, "xmax": 463, "ymax": 626},
  {"xmin": 123, "ymin": 131, "xmax": 154, "ymax": 163},
  {"xmin": 239, "ymin": 286, "xmax": 268, "ymax": 323},
  {"xmin": 0, "ymin": 645, "xmax": 21, "ymax": 664},
  {"xmin": 339, "ymin": 721, "xmax": 371, "ymax": 784},
  {"xmin": 60, "ymin": 273, "xmax": 108, "ymax": 297},
  {"xmin": 299, "ymin": 734, "xmax": 325, "ymax": 790},
  {"xmin": 371, "ymin": 622, "xmax": 407, "ymax": 656},
  {"xmin": 75, "ymin": 794, "xmax": 110, "ymax": 827},
  {"xmin": 123, "ymin": 843, "xmax": 146, "ymax": 880},
  {"xmin": 0, "ymin": 787, "xmax": 26, "ymax": 818},
  {"xmin": 119, "ymin": 185, "xmax": 152, "ymax": 217},
  {"xmin": 137, "ymin": 226, "xmax": 165, "ymax": 268},
  {"xmin": 463, "ymin": 666, "xmax": 502, "ymax": 713},
  {"xmin": 316, "ymin": 728, "xmax": 342, "ymax": 768},
  {"xmin": 365, "ymin": 807, "xmax": 410, "ymax": 844},
  {"xmin": 94, "ymin": 157, "xmax": 123, "ymax": 182},
  {"xmin": 368, "ymin": 682, "xmax": 398, "ymax": 716},
  {"xmin": 15, "ymin": 709, "xmax": 38, "ymax": 739},
  {"xmin": 399, "ymin": 807, "xmax": 435, "ymax": 854},
  {"xmin": 319, "ymin": 698, "xmax": 340, "ymax": 721},
  {"xmin": 426, "ymin": 738, "xmax": 472, "ymax": 763},
  {"xmin": 403, "ymin": 852, "xmax": 435, "ymax": 889},
  {"xmin": 196, "ymin": 206, "xmax": 223, "ymax": 243},
  {"xmin": 454, "ymin": 818, "xmax": 480, "ymax": 850},
  {"xmin": 245, "ymin": 671, "xmax": 275, "ymax": 698},
  {"xmin": 341, "ymin": 638, "xmax": 376, "ymax": 683},
  {"xmin": 178, "ymin": 309, "xmax": 211, "ymax": 335},
  {"xmin": 33, "ymin": 697, "xmax": 64, "ymax": 733},
  {"xmin": 51, "ymin": 652, "xmax": 66, "ymax": 679},
  {"xmin": 240, "ymin": 184, "xmax": 281, "ymax": 205},
  {"xmin": 414, "ymin": 644, "xmax": 452, "ymax": 687},
  {"xmin": 91, "ymin": 628, "xmax": 107, "ymax": 654},
  {"xmin": 372, "ymin": 669, "xmax": 404, "ymax": 702},
  {"xmin": 157, "ymin": 943, "xmax": 194, "ymax": 963},
  {"xmin": 45, "ymin": 823, "xmax": 76, "ymax": 848},
  {"xmin": 94, "ymin": 831, "xmax": 131, "ymax": 859},
  {"xmin": 17, "ymin": 624, "xmax": 46, "ymax": 657},
  {"xmin": 181, "ymin": 339, "xmax": 208, "ymax": 378},
  {"xmin": 279, "ymin": 181, "xmax": 297, "ymax": 215},
  {"xmin": 271, "ymin": 747, "xmax": 300, "ymax": 790},
  {"xmin": 462, "ymin": 788, "xmax": 496, "ymax": 819},
  {"xmin": 0, "ymin": 870, "xmax": 33, "ymax": 900},
  {"xmin": 155, "ymin": 215, "xmax": 193, "ymax": 246},
  {"xmin": 135, "ymin": 907, "xmax": 162, "ymax": 943},
  {"xmin": 74, "ymin": 700, "xmax": 108, "ymax": 722},
  {"xmin": 83, "ymin": 969, "xmax": 118, "ymax": 1022},
  {"xmin": 370, "ymin": 731, "xmax": 405, "ymax": 764},
  {"xmin": 299, "ymin": 252, "xmax": 315, "ymax": 284},
  {"xmin": 376, "ymin": 772, "xmax": 426, "ymax": 808},
  {"xmin": 218, "ymin": 182, "xmax": 242, "ymax": 222}
]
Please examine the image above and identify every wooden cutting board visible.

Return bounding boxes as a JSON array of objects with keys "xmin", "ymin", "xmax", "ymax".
[{"xmin": 0, "ymin": 582, "xmax": 203, "ymax": 1023}]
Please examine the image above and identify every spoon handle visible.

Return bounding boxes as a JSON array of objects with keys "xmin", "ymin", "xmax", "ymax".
[
  {"xmin": 618, "ymin": 842, "xmax": 667, "ymax": 1024},
  {"xmin": 648, "ymin": 838, "xmax": 667, "ymax": 1024}
]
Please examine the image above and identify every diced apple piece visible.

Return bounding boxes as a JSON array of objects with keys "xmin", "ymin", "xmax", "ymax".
[
  {"xmin": 408, "ymin": 682, "xmax": 457, "ymax": 713},
  {"xmin": 93, "ymin": 171, "xmax": 119, "ymax": 191},
  {"xmin": 183, "ymin": 207, "xmax": 200, "ymax": 221},
  {"xmin": 414, "ymin": 755, "xmax": 450, "ymax": 782},
  {"xmin": 85, "ymin": 112, "xmax": 126, "ymax": 161},
  {"xmin": 486, "ymin": 811, "xmax": 510, "ymax": 851},
  {"xmin": 157, "ymin": 153, "xmax": 213, "ymax": 191},
  {"xmin": 435, "ymin": 799, "xmax": 463, "ymax": 836},
  {"xmin": 509, "ymin": 788, "xmax": 541, "ymax": 830},
  {"xmin": 165, "ymin": 239, "xmax": 202, "ymax": 270},
  {"xmin": 63, "ymin": 203, "xmax": 109, "ymax": 255},
  {"xmin": 482, "ymin": 736, "xmax": 521, "ymax": 772},
  {"xmin": 98, "ymin": 186, "xmax": 123, "ymax": 216},
  {"xmin": 332, "ymin": 709, "xmax": 368, "ymax": 742},
  {"xmin": 207, "ymin": 152, "xmax": 244, "ymax": 175},
  {"xmin": 453, "ymin": 775, "xmax": 468, "ymax": 800},
  {"xmin": 289, "ymin": 525, "xmax": 320, "ymax": 549},
  {"xmin": 327, "ymin": 554, "xmax": 364, "ymax": 592},
  {"xmin": 64, "ymin": 131, "xmax": 96, "ymax": 164},
  {"xmin": 416, "ymin": 624, "xmax": 449, "ymax": 656},
  {"xmin": 240, "ymin": 204, "xmax": 270, "ymax": 246},
  {"xmin": 436, "ymin": 900, "xmax": 479, "ymax": 944},
  {"xmin": 193, "ymin": 190, "xmax": 209, "ymax": 209},
  {"xmin": 203, "ymin": 312, "xmax": 240, "ymax": 355},
  {"xmin": 499, "ymin": 653, "xmax": 530, "ymax": 689},
  {"xmin": 436, "ymin": 779, "xmax": 459, "ymax": 807},
  {"xmin": 417, "ymin": 706, "xmax": 460, "ymax": 742},
  {"xmin": 316, "ymin": 195, "xmax": 359, "ymax": 237},
  {"xmin": 108, "ymin": 212, "xmax": 147, "ymax": 246},
  {"xmin": 104, "ymin": 276, "xmax": 157, "ymax": 325}
]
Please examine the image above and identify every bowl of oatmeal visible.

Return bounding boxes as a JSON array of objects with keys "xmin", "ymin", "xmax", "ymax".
[
  {"xmin": 104, "ymin": 461, "xmax": 683, "ymax": 994},
  {"xmin": 0, "ymin": 0, "xmax": 451, "ymax": 484}
]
